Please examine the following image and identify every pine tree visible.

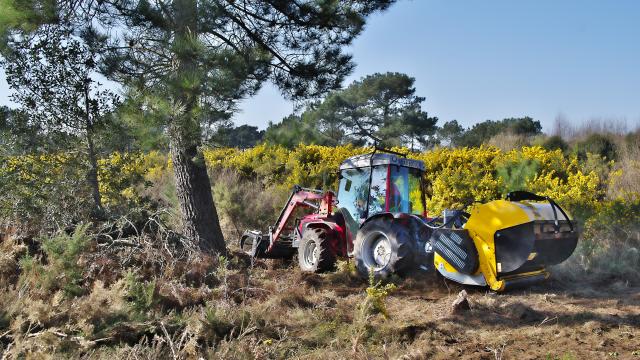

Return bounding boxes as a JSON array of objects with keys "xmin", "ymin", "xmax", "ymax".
[
  {"xmin": 306, "ymin": 72, "xmax": 438, "ymax": 148},
  {"xmin": 66, "ymin": 0, "xmax": 395, "ymax": 252}
]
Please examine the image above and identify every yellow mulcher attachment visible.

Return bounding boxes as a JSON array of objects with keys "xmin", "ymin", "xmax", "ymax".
[{"xmin": 431, "ymin": 191, "xmax": 578, "ymax": 292}]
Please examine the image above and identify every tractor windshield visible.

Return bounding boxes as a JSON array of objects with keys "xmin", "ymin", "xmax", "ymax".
[
  {"xmin": 337, "ymin": 167, "xmax": 371, "ymax": 221},
  {"xmin": 369, "ymin": 165, "xmax": 425, "ymax": 216},
  {"xmin": 337, "ymin": 164, "xmax": 425, "ymax": 222}
]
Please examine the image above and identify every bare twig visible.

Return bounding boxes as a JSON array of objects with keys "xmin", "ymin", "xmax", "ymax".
[
  {"xmin": 442, "ymin": 276, "xmax": 451, "ymax": 295},
  {"xmin": 160, "ymin": 321, "xmax": 178, "ymax": 360},
  {"xmin": 538, "ymin": 316, "xmax": 558, "ymax": 326}
]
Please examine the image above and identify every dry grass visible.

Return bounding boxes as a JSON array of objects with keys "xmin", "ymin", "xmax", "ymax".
[
  {"xmin": 2, "ymin": 231, "xmax": 639, "ymax": 360},
  {"xmin": 608, "ymin": 131, "xmax": 640, "ymax": 199},
  {"xmin": 486, "ymin": 132, "xmax": 532, "ymax": 152}
]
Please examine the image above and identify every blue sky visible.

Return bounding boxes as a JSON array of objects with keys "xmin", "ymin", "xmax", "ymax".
[
  {"xmin": 2, "ymin": 0, "xmax": 639, "ymax": 132},
  {"xmin": 234, "ymin": 0, "xmax": 640, "ymax": 132}
]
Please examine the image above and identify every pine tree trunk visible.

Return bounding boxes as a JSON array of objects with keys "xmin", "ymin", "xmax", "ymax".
[
  {"xmin": 169, "ymin": 130, "xmax": 226, "ymax": 253},
  {"xmin": 170, "ymin": 0, "xmax": 226, "ymax": 254},
  {"xmin": 86, "ymin": 127, "xmax": 103, "ymax": 214},
  {"xmin": 84, "ymin": 81, "xmax": 103, "ymax": 217}
]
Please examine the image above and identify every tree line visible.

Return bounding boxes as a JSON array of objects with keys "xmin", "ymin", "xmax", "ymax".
[{"xmin": 204, "ymin": 71, "xmax": 544, "ymax": 150}]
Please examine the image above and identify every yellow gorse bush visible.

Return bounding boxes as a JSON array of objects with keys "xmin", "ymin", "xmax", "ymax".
[
  {"xmin": 1, "ymin": 144, "xmax": 613, "ymax": 223},
  {"xmin": 203, "ymin": 144, "xmax": 608, "ymax": 214},
  {"xmin": 203, "ymin": 143, "xmax": 368, "ymax": 189},
  {"xmin": 411, "ymin": 146, "xmax": 504, "ymax": 213},
  {"xmin": 0, "ymin": 151, "xmax": 168, "ymax": 217},
  {"xmin": 97, "ymin": 151, "xmax": 167, "ymax": 206},
  {"xmin": 1, "ymin": 153, "xmax": 70, "ymax": 185}
]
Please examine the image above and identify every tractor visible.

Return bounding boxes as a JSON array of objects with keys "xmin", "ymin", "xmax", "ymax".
[{"xmin": 240, "ymin": 148, "xmax": 579, "ymax": 291}]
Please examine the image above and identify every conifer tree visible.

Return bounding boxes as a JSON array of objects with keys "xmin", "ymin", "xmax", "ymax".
[{"xmin": 67, "ymin": 0, "xmax": 395, "ymax": 252}]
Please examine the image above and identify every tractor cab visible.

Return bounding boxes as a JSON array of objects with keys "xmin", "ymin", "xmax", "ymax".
[{"xmin": 337, "ymin": 152, "xmax": 427, "ymax": 225}]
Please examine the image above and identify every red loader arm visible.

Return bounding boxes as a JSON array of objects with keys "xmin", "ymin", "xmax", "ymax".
[{"xmin": 267, "ymin": 185, "xmax": 334, "ymax": 252}]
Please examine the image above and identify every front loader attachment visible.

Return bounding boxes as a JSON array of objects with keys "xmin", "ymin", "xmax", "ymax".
[
  {"xmin": 240, "ymin": 230, "xmax": 295, "ymax": 259},
  {"xmin": 238, "ymin": 186, "xmax": 334, "ymax": 260},
  {"xmin": 432, "ymin": 192, "xmax": 579, "ymax": 291}
]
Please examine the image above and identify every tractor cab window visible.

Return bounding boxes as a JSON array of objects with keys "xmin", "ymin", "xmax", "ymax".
[
  {"xmin": 369, "ymin": 165, "xmax": 425, "ymax": 216},
  {"xmin": 398, "ymin": 167, "xmax": 425, "ymax": 215},
  {"xmin": 337, "ymin": 167, "xmax": 371, "ymax": 221},
  {"xmin": 368, "ymin": 166, "xmax": 387, "ymax": 215}
]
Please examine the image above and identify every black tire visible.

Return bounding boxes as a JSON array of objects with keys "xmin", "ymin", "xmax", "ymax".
[
  {"xmin": 298, "ymin": 228, "xmax": 337, "ymax": 273},
  {"xmin": 353, "ymin": 217, "xmax": 415, "ymax": 279}
]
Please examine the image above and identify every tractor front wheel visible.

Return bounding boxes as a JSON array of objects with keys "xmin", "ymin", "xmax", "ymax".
[
  {"xmin": 298, "ymin": 228, "xmax": 337, "ymax": 273},
  {"xmin": 354, "ymin": 217, "xmax": 415, "ymax": 279}
]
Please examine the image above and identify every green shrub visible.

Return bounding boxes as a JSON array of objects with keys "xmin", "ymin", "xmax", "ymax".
[
  {"xmin": 42, "ymin": 224, "xmax": 91, "ymax": 297},
  {"xmin": 361, "ymin": 270, "xmax": 396, "ymax": 319},
  {"xmin": 542, "ymin": 135, "xmax": 569, "ymax": 152},
  {"xmin": 496, "ymin": 156, "xmax": 540, "ymax": 193},
  {"xmin": 17, "ymin": 253, "xmax": 44, "ymax": 289},
  {"xmin": 125, "ymin": 271, "xmax": 157, "ymax": 315},
  {"xmin": 573, "ymin": 133, "xmax": 617, "ymax": 161},
  {"xmin": 18, "ymin": 224, "xmax": 91, "ymax": 297}
]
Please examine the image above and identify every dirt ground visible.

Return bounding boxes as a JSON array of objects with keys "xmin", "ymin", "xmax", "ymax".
[
  {"xmin": 261, "ymin": 266, "xmax": 640, "ymax": 360},
  {"xmin": 385, "ymin": 280, "xmax": 639, "ymax": 359}
]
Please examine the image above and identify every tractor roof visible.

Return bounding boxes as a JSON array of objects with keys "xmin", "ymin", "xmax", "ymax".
[{"xmin": 339, "ymin": 153, "xmax": 426, "ymax": 171}]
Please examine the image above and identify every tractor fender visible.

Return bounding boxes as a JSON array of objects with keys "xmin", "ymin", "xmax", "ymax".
[
  {"xmin": 303, "ymin": 220, "xmax": 340, "ymax": 234},
  {"xmin": 361, "ymin": 212, "xmax": 395, "ymax": 226},
  {"xmin": 362, "ymin": 212, "xmax": 424, "ymax": 224},
  {"xmin": 362, "ymin": 212, "xmax": 427, "ymax": 237}
]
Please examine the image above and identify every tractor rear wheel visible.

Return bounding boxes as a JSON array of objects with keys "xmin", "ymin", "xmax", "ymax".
[
  {"xmin": 298, "ymin": 228, "xmax": 337, "ymax": 273},
  {"xmin": 354, "ymin": 217, "xmax": 415, "ymax": 279}
]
